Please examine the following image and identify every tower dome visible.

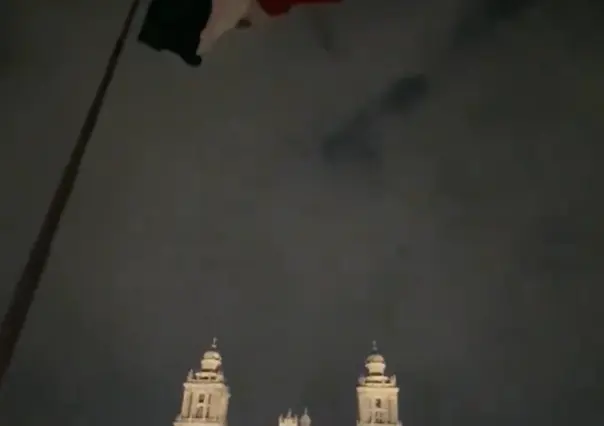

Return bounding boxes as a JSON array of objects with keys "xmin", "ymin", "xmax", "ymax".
[
  {"xmin": 201, "ymin": 337, "xmax": 222, "ymax": 372},
  {"xmin": 365, "ymin": 341, "xmax": 386, "ymax": 375}
]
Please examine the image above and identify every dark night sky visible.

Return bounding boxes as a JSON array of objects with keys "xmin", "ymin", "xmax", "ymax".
[{"xmin": 1, "ymin": 0, "xmax": 603, "ymax": 425}]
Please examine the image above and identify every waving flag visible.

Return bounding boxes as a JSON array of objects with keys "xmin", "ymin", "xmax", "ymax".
[{"xmin": 137, "ymin": 0, "xmax": 343, "ymax": 66}]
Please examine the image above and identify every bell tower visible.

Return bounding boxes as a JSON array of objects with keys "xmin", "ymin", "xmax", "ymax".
[
  {"xmin": 356, "ymin": 342, "xmax": 401, "ymax": 426},
  {"xmin": 174, "ymin": 338, "xmax": 231, "ymax": 426}
]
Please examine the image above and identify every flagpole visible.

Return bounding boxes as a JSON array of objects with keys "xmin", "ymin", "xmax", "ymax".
[{"xmin": 0, "ymin": 0, "xmax": 142, "ymax": 387}]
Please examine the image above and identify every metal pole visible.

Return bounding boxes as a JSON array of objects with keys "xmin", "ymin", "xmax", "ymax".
[{"xmin": 0, "ymin": 0, "xmax": 142, "ymax": 387}]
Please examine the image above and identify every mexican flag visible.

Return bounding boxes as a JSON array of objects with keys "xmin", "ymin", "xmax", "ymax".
[{"xmin": 138, "ymin": 0, "xmax": 343, "ymax": 66}]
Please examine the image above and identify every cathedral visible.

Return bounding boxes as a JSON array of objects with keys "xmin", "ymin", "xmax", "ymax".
[{"xmin": 173, "ymin": 339, "xmax": 402, "ymax": 426}]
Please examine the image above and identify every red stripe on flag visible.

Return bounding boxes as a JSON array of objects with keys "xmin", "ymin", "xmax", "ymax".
[{"xmin": 257, "ymin": 0, "xmax": 342, "ymax": 17}]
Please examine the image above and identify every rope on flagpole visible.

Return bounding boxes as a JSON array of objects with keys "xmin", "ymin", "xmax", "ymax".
[{"xmin": 0, "ymin": 0, "xmax": 142, "ymax": 387}]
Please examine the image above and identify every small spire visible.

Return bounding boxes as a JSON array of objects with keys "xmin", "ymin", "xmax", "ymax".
[
  {"xmin": 212, "ymin": 337, "xmax": 218, "ymax": 349},
  {"xmin": 300, "ymin": 408, "xmax": 311, "ymax": 425},
  {"xmin": 287, "ymin": 409, "xmax": 292, "ymax": 418},
  {"xmin": 372, "ymin": 340, "xmax": 378, "ymax": 352}
]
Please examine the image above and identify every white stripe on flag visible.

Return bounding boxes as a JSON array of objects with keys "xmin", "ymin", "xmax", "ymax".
[{"xmin": 199, "ymin": 0, "xmax": 253, "ymax": 53}]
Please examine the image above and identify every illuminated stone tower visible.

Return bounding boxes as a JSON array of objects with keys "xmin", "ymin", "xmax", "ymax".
[
  {"xmin": 356, "ymin": 342, "xmax": 401, "ymax": 426},
  {"xmin": 174, "ymin": 338, "xmax": 231, "ymax": 426}
]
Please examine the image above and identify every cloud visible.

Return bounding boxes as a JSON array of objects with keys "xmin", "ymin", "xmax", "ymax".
[
  {"xmin": 1, "ymin": 1, "xmax": 603, "ymax": 426},
  {"xmin": 451, "ymin": 0, "xmax": 538, "ymax": 48},
  {"xmin": 321, "ymin": 74, "xmax": 429, "ymax": 169}
]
